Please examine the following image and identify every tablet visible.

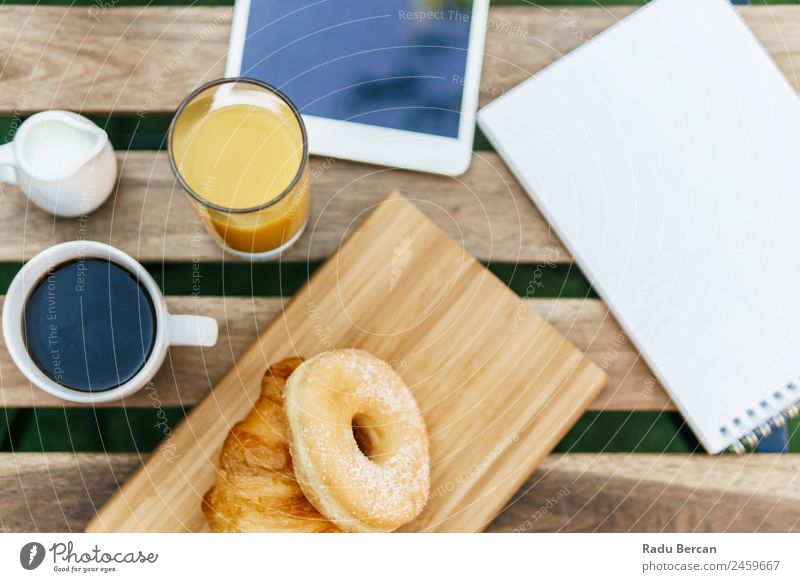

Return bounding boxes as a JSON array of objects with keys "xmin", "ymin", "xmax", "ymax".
[{"xmin": 226, "ymin": 0, "xmax": 489, "ymax": 175}]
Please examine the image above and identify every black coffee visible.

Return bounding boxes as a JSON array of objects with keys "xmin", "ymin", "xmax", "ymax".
[{"xmin": 23, "ymin": 258, "xmax": 156, "ymax": 392}]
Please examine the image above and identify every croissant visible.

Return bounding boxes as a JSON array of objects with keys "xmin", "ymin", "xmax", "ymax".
[{"xmin": 202, "ymin": 357, "xmax": 340, "ymax": 532}]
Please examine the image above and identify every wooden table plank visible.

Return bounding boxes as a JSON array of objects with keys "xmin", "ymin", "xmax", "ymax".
[
  {"xmin": 2, "ymin": 6, "xmax": 800, "ymax": 114},
  {"xmin": 0, "ymin": 6, "xmax": 230, "ymax": 116},
  {"xmin": 0, "ymin": 151, "xmax": 564, "ymax": 263},
  {"xmin": 493, "ymin": 453, "xmax": 800, "ymax": 532},
  {"xmin": 0, "ymin": 296, "xmax": 668, "ymax": 411},
  {"xmin": 2, "ymin": 452, "xmax": 796, "ymax": 532}
]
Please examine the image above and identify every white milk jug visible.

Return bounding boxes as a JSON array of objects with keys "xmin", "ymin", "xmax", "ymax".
[{"xmin": 0, "ymin": 110, "xmax": 117, "ymax": 217}]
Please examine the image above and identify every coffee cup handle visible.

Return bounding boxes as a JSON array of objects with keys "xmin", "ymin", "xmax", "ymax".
[
  {"xmin": 166, "ymin": 314, "xmax": 219, "ymax": 347},
  {"xmin": 0, "ymin": 142, "xmax": 17, "ymax": 185}
]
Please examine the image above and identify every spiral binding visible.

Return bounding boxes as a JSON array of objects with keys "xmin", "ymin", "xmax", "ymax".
[{"xmin": 725, "ymin": 384, "xmax": 800, "ymax": 454}]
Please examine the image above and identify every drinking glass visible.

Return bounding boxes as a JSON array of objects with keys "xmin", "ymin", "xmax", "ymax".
[{"xmin": 168, "ymin": 78, "xmax": 310, "ymax": 260}]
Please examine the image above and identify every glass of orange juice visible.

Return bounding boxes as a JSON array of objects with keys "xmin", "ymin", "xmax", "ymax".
[{"xmin": 168, "ymin": 78, "xmax": 310, "ymax": 260}]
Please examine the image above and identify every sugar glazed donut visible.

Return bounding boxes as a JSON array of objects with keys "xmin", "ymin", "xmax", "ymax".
[{"xmin": 284, "ymin": 349, "xmax": 430, "ymax": 532}]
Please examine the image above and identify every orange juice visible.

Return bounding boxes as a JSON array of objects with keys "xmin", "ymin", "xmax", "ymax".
[{"xmin": 169, "ymin": 80, "xmax": 310, "ymax": 257}]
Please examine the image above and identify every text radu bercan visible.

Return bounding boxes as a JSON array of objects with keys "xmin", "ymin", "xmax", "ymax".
[{"xmin": 643, "ymin": 543, "xmax": 717, "ymax": 554}]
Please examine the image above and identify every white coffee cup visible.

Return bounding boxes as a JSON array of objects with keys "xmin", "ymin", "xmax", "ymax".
[
  {"xmin": 2, "ymin": 241, "xmax": 218, "ymax": 403},
  {"xmin": 0, "ymin": 110, "xmax": 117, "ymax": 217}
]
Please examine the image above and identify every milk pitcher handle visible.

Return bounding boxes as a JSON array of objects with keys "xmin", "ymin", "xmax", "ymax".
[{"xmin": 0, "ymin": 142, "xmax": 17, "ymax": 185}]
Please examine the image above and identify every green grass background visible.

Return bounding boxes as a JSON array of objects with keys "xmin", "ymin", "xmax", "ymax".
[{"xmin": 1, "ymin": 0, "xmax": 797, "ymax": 455}]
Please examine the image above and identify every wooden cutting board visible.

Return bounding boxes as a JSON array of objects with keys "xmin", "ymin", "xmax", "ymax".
[{"xmin": 87, "ymin": 192, "xmax": 607, "ymax": 532}]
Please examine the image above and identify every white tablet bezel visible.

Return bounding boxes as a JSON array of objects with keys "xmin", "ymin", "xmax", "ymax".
[{"xmin": 225, "ymin": 0, "xmax": 489, "ymax": 176}]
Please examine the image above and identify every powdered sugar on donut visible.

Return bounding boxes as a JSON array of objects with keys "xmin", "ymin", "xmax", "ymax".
[
  {"xmin": 339, "ymin": 439, "xmax": 429, "ymax": 519},
  {"xmin": 284, "ymin": 349, "xmax": 431, "ymax": 531},
  {"xmin": 317, "ymin": 349, "xmax": 422, "ymax": 418}
]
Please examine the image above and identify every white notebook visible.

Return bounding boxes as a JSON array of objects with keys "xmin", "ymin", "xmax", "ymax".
[{"xmin": 478, "ymin": 0, "xmax": 800, "ymax": 453}]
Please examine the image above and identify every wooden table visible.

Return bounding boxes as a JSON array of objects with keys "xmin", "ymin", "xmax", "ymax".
[{"xmin": 1, "ymin": 4, "xmax": 799, "ymax": 533}]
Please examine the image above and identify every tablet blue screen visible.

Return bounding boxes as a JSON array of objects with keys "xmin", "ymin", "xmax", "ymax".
[{"xmin": 239, "ymin": 0, "xmax": 474, "ymax": 138}]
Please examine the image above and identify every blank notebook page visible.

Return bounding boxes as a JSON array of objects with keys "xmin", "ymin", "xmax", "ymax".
[{"xmin": 478, "ymin": 0, "xmax": 800, "ymax": 452}]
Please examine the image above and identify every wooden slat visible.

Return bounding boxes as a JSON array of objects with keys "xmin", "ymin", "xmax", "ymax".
[
  {"xmin": 0, "ymin": 295, "xmax": 669, "ymax": 411},
  {"xmin": 0, "ymin": 6, "xmax": 230, "ymax": 116},
  {"xmin": 2, "ymin": 452, "xmax": 797, "ymax": 532},
  {"xmin": 492, "ymin": 453, "xmax": 800, "ymax": 532},
  {"xmin": 2, "ymin": 6, "xmax": 800, "ymax": 114},
  {"xmin": 0, "ymin": 151, "xmax": 564, "ymax": 263}
]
